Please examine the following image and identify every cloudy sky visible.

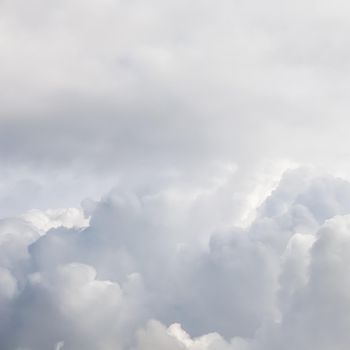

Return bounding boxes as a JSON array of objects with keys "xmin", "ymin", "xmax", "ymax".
[{"xmin": 1, "ymin": 0, "xmax": 350, "ymax": 349}]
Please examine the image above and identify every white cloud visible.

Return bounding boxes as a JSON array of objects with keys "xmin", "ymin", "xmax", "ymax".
[
  {"xmin": 136, "ymin": 320, "xmax": 239, "ymax": 350},
  {"xmin": 22, "ymin": 207, "xmax": 89, "ymax": 232},
  {"xmin": 0, "ymin": 168, "xmax": 350, "ymax": 349},
  {"xmin": 1, "ymin": 0, "xmax": 350, "ymax": 349}
]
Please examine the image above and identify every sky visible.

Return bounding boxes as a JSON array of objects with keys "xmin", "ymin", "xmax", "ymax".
[{"xmin": 1, "ymin": 0, "xmax": 350, "ymax": 349}]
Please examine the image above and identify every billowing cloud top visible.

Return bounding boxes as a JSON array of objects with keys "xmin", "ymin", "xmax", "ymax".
[
  {"xmin": 1, "ymin": 168, "xmax": 350, "ymax": 350},
  {"xmin": 1, "ymin": 0, "xmax": 350, "ymax": 349}
]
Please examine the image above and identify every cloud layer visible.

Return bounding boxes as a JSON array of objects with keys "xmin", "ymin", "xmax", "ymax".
[{"xmin": 2, "ymin": 0, "xmax": 350, "ymax": 215}]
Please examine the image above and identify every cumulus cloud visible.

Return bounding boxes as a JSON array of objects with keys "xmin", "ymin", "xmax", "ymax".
[
  {"xmin": 1, "ymin": 0, "xmax": 350, "ymax": 349},
  {"xmin": 0, "ymin": 168, "xmax": 350, "ymax": 349},
  {"xmin": 135, "ymin": 320, "xmax": 242, "ymax": 350},
  {"xmin": 21, "ymin": 207, "xmax": 89, "ymax": 232}
]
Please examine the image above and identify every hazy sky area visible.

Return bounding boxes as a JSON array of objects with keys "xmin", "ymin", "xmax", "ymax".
[{"xmin": 1, "ymin": 1, "xmax": 350, "ymax": 349}]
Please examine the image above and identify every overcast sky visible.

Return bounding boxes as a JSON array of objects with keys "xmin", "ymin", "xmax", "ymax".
[{"xmin": 1, "ymin": 1, "xmax": 350, "ymax": 349}]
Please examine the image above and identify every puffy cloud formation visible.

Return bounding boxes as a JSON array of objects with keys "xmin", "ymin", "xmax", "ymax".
[
  {"xmin": 1, "ymin": 168, "xmax": 350, "ymax": 349},
  {"xmin": 2, "ymin": 0, "xmax": 350, "ymax": 349},
  {"xmin": 21, "ymin": 208, "xmax": 89, "ymax": 232}
]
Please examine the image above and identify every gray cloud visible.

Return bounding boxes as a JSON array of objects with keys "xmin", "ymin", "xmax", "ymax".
[{"xmin": 1, "ymin": 0, "xmax": 350, "ymax": 192}]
